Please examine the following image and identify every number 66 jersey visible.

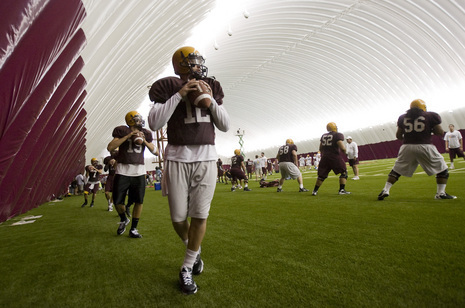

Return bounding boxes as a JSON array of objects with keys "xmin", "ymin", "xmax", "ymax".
[{"xmin": 148, "ymin": 76, "xmax": 225, "ymax": 146}]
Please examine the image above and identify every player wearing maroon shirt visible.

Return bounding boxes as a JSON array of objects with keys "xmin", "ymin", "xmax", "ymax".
[
  {"xmin": 107, "ymin": 111, "xmax": 157, "ymax": 238},
  {"xmin": 246, "ymin": 158, "xmax": 254, "ymax": 179},
  {"xmin": 230, "ymin": 149, "xmax": 251, "ymax": 192},
  {"xmin": 276, "ymin": 139, "xmax": 309, "ymax": 192},
  {"xmin": 378, "ymin": 99, "xmax": 456, "ymax": 200},
  {"xmin": 148, "ymin": 46, "xmax": 230, "ymax": 295},
  {"xmin": 103, "ymin": 148, "xmax": 118, "ymax": 211},
  {"xmin": 312, "ymin": 122, "xmax": 350, "ymax": 196},
  {"xmin": 81, "ymin": 158, "xmax": 103, "ymax": 207}
]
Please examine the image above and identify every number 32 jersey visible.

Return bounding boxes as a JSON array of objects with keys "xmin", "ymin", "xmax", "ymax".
[
  {"xmin": 397, "ymin": 111, "xmax": 441, "ymax": 145},
  {"xmin": 148, "ymin": 76, "xmax": 224, "ymax": 146}
]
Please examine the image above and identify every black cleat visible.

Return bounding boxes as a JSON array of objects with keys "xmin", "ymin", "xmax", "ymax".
[
  {"xmin": 378, "ymin": 190, "xmax": 389, "ymax": 200},
  {"xmin": 179, "ymin": 266, "xmax": 197, "ymax": 295},
  {"xmin": 117, "ymin": 218, "xmax": 130, "ymax": 235},
  {"xmin": 192, "ymin": 253, "xmax": 204, "ymax": 275},
  {"xmin": 434, "ymin": 193, "xmax": 457, "ymax": 200},
  {"xmin": 244, "ymin": 187, "xmax": 252, "ymax": 191},
  {"xmin": 338, "ymin": 189, "xmax": 351, "ymax": 195},
  {"xmin": 81, "ymin": 201, "xmax": 87, "ymax": 208},
  {"xmin": 299, "ymin": 188, "xmax": 309, "ymax": 192},
  {"xmin": 277, "ymin": 188, "xmax": 282, "ymax": 192},
  {"xmin": 129, "ymin": 228, "xmax": 142, "ymax": 238}
]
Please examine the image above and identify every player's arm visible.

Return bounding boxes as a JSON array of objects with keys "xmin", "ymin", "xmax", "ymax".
[
  {"xmin": 241, "ymin": 161, "xmax": 246, "ymax": 173},
  {"xmin": 144, "ymin": 139, "xmax": 158, "ymax": 156},
  {"xmin": 107, "ymin": 129, "xmax": 139, "ymax": 152},
  {"xmin": 337, "ymin": 140, "xmax": 346, "ymax": 154},
  {"xmin": 148, "ymin": 80, "xmax": 199, "ymax": 131},
  {"xmin": 395, "ymin": 127, "xmax": 404, "ymax": 140},
  {"xmin": 432, "ymin": 124, "xmax": 444, "ymax": 137},
  {"xmin": 292, "ymin": 149, "xmax": 298, "ymax": 166},
  {"xmin": 208, "ymin": 97, "xmax": 230, "ymax": 132}
]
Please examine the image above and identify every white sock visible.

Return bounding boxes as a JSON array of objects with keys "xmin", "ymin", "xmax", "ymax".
[
  {"xmin": 383, "ymin": 182, "xmax": 393, "ymax": 193},
  {"xmin": 182, "ymin": 249, "xmax": 199, "ymax": 270},
  {"xmin": 437, "ymin": 184, "xmax": 446, "ymax": 195},
  {"xmin": 299, "ymin": 183, "xmax": 303, "ymax": 189}
]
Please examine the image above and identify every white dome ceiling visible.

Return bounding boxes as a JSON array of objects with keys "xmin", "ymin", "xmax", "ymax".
[{"xmin": 80, "ymin": 0, "xmax": 465, "ymax": 162}]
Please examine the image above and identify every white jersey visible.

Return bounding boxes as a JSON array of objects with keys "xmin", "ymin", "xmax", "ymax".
[
  {"xmin": 305, "ymin": 156, "xmax": 312, "ymax": 166},
  {"xmin": 259, "ymin": 156, "xmax": 267, "ymax": 168},
  {"xmin": 444, "ymin": 130, "xmax": 462, "ymax": 149},
  {"xmin": 346, "ymin": 142, "xmax": 359, "ymax": 159},
  {"xmin": 299, "ymin": 157, "xmax": 305, "ymax": 167}
]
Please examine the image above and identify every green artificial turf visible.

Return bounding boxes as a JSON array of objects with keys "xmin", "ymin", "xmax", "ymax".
[{"xmin": 1, "ymin": 157, "xmax": 464, "ymax": 307}]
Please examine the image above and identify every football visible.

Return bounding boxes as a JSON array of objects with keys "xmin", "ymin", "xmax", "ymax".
[
  {"xmin": 132, "ymin": 132, "xmax": 144, "ymax": 145},
  {"xmin": 187, "ymin": 81, "xmax": 212, "ymax": 109}
]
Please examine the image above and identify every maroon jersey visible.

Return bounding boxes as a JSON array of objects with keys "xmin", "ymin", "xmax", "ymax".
[
  {"xmin": 320, "ymin": 132, "xmax": 344, "ymax": 158},
  {"xmin": 231, "ymin": 155, "xmax": 244, "ymax": 169},
  {"xmin": 397, "ymin": 110, "xmax": 441, "ymax": 144},
  {"xmin": 86, "ymin": 164, "xmax": 102, "ymax": 182},
  {"xmin": 246, "ymin": 160, "xmax": 253, "ymax": 172},
  {"xmin": 277, "ymin": 144, "xmax": 297, "ymax": 163},
  {"xmin": 112, "ymin": 126, "xmax": 153, "ymax": 165},
  {"xmin": 103, "ymin": 155, "xmax": 116, "ymax": 176},
  {"xmin": 148, "ymin": 76, "xmax": 224, "ymax": 146}
]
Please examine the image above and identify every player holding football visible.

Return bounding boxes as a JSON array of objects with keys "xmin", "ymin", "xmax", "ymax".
[
  {"xmin": 230, "ymin": 149, "xmax": 252, "ymax": 192},
  {"xmin": 147, "ymin": 46, "xmax": 230, "ymax": 295},
  {"xmin": 107, "ymin": 111, "xmax": 157, "ymax": 238},
  {"xmin": 276, "ymin": 139, "xmax": 309, "ymax": 192},
  {"xmin": 81, "ymin": 158, "xmax": 103, "ymax": 207},
  {"xmin": 312, "ymin": 122, "xmax": 351, "ymax": 196},
  {"xmin": 378, "ymin": 99, "xmax": 456, "ymax": 200}
]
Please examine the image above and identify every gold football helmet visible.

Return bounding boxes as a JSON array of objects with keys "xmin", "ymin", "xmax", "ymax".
[
  {"xmin": 172, "ymin": 46, "xmax": 208, "ymax": 78},
  {"xmin": 125, "ymin": 111, "xmax": 143, "ymax": 128},
  {"xmin": 326, "ymin": 122, "xmax": 337, "ymax": 132},
  {"xmin": 410, "ymin": 99, "xmax": 426, "ymax": 111}
]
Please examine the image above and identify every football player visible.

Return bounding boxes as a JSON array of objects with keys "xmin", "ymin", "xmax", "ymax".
[
  {"xmin": 103, "ymin": 148, "xmax": 118, "ymax": 211},
  {"xmin": 147, "ymin": 46, "xmax": 230, "ymax": 294},
  {"xmin": 107, "ymin": 111, "xmax": 158, "ymax": 238},
  {"xmin": 378, "ymin": 99, "xmax": 456, "ymax": 200},
  {"xmin": 312, "ymin": 123, "xmax": 351, "ymax": 195},
  {"xmin": 81, "ymin": 158, "xmax": 103, "ymax": 207},
  {"xmin": 276, "ymin": 139, "xmax": 309, "ymax": 192},
  {"xmin": 230, "ymin": 149, "xmax": 251, "ymax": 192}
]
